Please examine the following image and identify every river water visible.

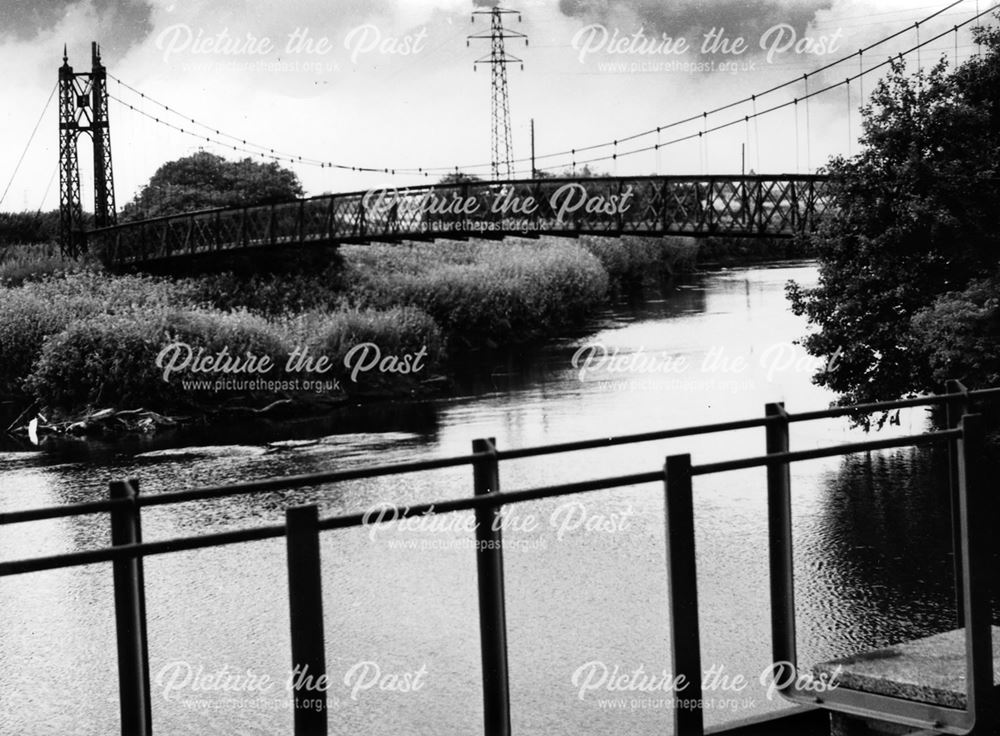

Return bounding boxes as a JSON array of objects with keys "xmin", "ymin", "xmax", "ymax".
[{"xmin": 0, "ymin": 263, "xmax": 958, "ymax": 735}]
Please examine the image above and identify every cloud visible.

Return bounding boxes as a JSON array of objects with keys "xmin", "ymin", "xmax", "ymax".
[
  {"xmin": 557, "ymin": 0, "xmax": 835, "ymax": 56},
  {"xmin": 0, "ymin": 0, "xmax": 154, "ymax": 60}
]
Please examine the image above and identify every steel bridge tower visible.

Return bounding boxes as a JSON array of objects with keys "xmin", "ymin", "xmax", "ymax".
[
  {"xmin": 59, "ymin": 42, "xmax": 117, "ymax": 256},
  {"xmin": 469, "ymin": 6, "xmax": 527, "ymax": 180}
]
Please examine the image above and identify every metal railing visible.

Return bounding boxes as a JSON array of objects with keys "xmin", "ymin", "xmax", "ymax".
[
  {"xmin": 1, "ymin": 383, "xmax": 997, "ymax": 736},
  {"xmin": 85, "ymin": 174, "xmax": 834, "ymax": 269}
]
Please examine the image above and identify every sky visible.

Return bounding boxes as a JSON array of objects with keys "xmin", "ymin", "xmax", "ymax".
[{"xmin": 0, "ymin": 0, "xmax": 991, "ymax": 212}]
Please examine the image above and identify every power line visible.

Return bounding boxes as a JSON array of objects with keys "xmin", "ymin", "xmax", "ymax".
[
  {"xmin": 516, "ymin": 0, "xmax": 971, "ymax": 169},
  {"xmin": 522, "ymin": 1, "xmax": 999, "ymax": 176},
  {"xmin": 105, "ymin": 0, "xmax": 989, "ymax": 179}
]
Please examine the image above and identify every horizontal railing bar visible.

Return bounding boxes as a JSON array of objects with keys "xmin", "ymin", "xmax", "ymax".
[
  {"xmin": 317, "ymin": 470, "xmax": 666, "ymax": 531},
  {"xmin": 692, "ymin": 429, "xmax": 960, "ymax": 476},
  {"xmin": 0, "ymin": 471, "xmax": 665, "ymax": 577},
  {"xmin": 0, "ymin": 524, "xmax": 287, "ymax": 577},
  {"xmin": 137, "ymin": 453, "xmax": 488, "ymax": 508},
  {"xmin": 967, "ymin": 386, "xmax": 1000, "ymax": 400},
  {"xmin": 497, "ymin": 417, "xmax": 775, "ymax": 459},
  {"xmin": 0, "ymin": 497, "xmax": 127, "ymax": 525},
  {"xmin": 0, "ymin": 426, "xmax": 970, "ymax": 577}
]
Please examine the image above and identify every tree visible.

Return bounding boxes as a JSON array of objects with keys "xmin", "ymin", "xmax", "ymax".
[
  {"xmin": 0, "ymin": 210, "xmax": 61, "ymax": 246},
  {"xmin": 121, "ymin": 152, "xmax": 303, "ymax": 221},
  {"xmin": 787, "ymin": 21, "xmax": 1000, "ymax": 409},
  {"xmin": 437, "ymin": 171, "xmax": 483, "ymax": 185}
]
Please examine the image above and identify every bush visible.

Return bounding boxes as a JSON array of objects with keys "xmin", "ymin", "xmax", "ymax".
[
  {"xmin": 27, "ymin": 311, "xmax": 174, "ymax": 409},
  {"xmin": 0, "ymin": 290, "xmax": 105, "ymax": 396},
  {"xmin": 14, "ymin": 271, "xmax": 194, "ymax": 311},
  {"xmin": 306, "ymin": 307, "xmax": 443, "ymax": 390},
  {"xmin": 27, "ymin": 308, "xmax": 292, "ymax": 410},
  {"xmin": 166, "ymin": 309, "xmax": 290, "ymax": 363},
  {"xmin": 581, "ymin": 236, "xmax": 692, "ymax": 294},
  {"xmin": 176, "ymin": 247, "xmax": 345, "ymax": 315},
  {"xmin": 344, "ymin": 240, "xmax": 608, "ymax": 345},
  {"xmin": 910, "ymin": 277, "xmax": 1000, "ymax": 388}
]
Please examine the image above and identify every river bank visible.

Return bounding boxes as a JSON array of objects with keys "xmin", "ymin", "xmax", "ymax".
[{"xmin": 0, "ymin": 235, "xmax": 795, "ymax": 442}]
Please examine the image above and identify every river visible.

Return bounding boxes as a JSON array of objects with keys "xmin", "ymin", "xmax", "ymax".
[{"xmin": 0, "ymin": 263, "xmax": 958, "ymax": 735}]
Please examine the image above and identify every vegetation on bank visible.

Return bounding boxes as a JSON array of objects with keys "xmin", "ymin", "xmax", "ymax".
[
  {"xmin": 0, "ymin": 233, "xmax": 692, "ymax": 427},
  {"xmin": 0, "ymin": 149, "xmax": 780, "ymax": 432},
  {"xmin": 788, "ymin": 19, "xmax": 1000, "ymax": 411}
]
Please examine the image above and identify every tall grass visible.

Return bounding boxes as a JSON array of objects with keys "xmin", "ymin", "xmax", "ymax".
[
  {"xmin": 0, "ymin": 234, "xmax": 686, "ymax": 414},
  {"xmin": 344, "ymin": 239, "xmax": 609, "ymax": 345},
  {"xmin": 306, "ymin": 307, "xmax": 443, "ymax": 390},
  {"xmin": 580, "ymin": 236, "xmax": 697, "ymax": 294},
  {"xmin": 0, "ymin": 243, "xmax": 92, "ymax": 286}
]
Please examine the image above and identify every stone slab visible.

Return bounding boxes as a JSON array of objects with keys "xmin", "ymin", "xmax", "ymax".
[{"xmin": 813, "ymin": 626, "xmax": 1000, "ymax": 709}]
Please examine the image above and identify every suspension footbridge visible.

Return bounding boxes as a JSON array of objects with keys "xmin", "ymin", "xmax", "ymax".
[
  {"xmin": 20, "ymin": 0, "xmax": 994, "ymax": 269},
  {"xmin": 88, "ymin": 175, "xmax": 833, "ymax": 268}
]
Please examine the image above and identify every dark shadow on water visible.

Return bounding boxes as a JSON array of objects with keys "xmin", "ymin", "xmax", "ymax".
[{"xmin": 1, "ymin": 400, "xmax": 443, "ymax": 466}]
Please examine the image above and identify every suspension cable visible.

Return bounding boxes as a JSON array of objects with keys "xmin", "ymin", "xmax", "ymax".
[{"xmin": 0, "ymin": 82, "xmax": 57, "ymax": 209}]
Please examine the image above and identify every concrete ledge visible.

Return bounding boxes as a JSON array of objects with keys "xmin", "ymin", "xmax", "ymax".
[
  {"xmin": 813, "ymin": 627, "xmax": 1000, "ymax": 735},
  {"xmin": 814, "ymin": 627, "xmax": 1000, "ymax": 709}
]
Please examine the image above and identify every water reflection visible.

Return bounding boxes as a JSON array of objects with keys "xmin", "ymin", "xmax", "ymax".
[{"xmin": 796, "ymin": 447, "xmax": 957, "ymax": 666}]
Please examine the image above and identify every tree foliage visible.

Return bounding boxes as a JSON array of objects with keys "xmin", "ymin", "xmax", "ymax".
[
  {"xmin": 121, "ymin": 152, "xmax": 303, "ymax": 221},
  {"xmin": 437, "ymin": 171, "xmax": 483, "ymax": 185},
  {"xmin": 788, "ymin": 21, "xmax": 1000, "ymax": 407},
  {"xmin": 0, "ymin": 210, "xmax": 61, "ymax": 246}
]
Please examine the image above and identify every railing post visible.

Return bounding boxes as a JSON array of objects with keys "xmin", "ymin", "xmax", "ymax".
[
  {"xmin": 109, "ymin": 479, "xmax": 151, "ymax": 736},
  {"xmin": 754, "ymin": 179, "xmax": 763, "ymax": 232},
  {"xmin": 661, "ymin": 179, "xmax": 670, "ymax": 234},
  {"xmin": 326, "ymin": 195, "xmax": 336, "ymax": 241},
  {"xmin": 956, "ymin": 414, "xmax": 994, "ymax": 735},
  {"xmin": 789, "ymin": 180, "xmax": 798, "ymax": 233},
  {"xmin": 664, "ymin": 454, "xmax": 704, "ymax": 736},
  {"xmin": 616, "ymin": 179, "xmax": 624, "ymax": 233},
  {"xmin": 472, "ymin": 438, "xmax": 511, "ymax": 736},
  {"xmin": 286, "ymin": 504, "xmax": 327, "ymax": 736},
  {"xmin": 706, "ymin": 179, "xmax": 715, "ymax": 230},
  {"xmin": 765, "ymin": 403, "xmax": 797, "ymax": 681},
  {"xmin": 695, "ymin": 181, "xmax": 704, "ymax": 232},
  {"xmin": 805, "ymin": 180, "xmax": 816, "ymax": 229},
  {"xmin": 945, "ymin": 379, "xmax": 969, "ymax": 625},
  {"xmin": 741, "ymin": 177, "xmax": 749, "ymax": 230}
]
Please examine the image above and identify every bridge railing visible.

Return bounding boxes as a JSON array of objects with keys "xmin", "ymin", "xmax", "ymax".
[
  {"xmin": 87, "ymin": 175, "xmax": 834, "ymax": 268},
  {"xmin": 4, "ymin": 382, "xmax": 986, "ymax": 736}
]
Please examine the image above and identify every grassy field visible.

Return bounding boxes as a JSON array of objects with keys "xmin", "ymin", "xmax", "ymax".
[{"xmin": 0, "ymin": 236, "xmax": 692, "ymax": 419}]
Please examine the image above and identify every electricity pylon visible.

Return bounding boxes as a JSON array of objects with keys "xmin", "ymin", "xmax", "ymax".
[{"xmin": 469, "ymin": 6, "xmax": 528, "ymax": 180}]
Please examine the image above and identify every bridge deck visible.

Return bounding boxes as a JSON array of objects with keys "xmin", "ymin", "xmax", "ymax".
[{"xmin": 87, "ymin": 175, "xmax": 833, "ymax": 269}]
